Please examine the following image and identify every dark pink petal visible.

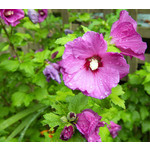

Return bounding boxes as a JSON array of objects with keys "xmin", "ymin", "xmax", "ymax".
[{"xmin": 111, "ymin": 10, "xmax": 137, "ymax": 32}]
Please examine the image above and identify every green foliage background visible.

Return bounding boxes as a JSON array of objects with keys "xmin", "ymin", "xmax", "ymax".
[{"xmin": 0, "ymin": 9, "xmax": 149, "ymax": 142}]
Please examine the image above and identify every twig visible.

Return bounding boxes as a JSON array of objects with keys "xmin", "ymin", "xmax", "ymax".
[{"xmin": 0, "ymin": 19, "xmax": 21, "ymax": 63}]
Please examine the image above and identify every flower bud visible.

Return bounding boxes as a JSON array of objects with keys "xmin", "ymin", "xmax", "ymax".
[
  {"xmin": 60, "ymin": 125, "xmax": 74, "ymax": 141},
  {"xmin": 67, "ymin": 112, "xmax": 76, "ymax": 122}
]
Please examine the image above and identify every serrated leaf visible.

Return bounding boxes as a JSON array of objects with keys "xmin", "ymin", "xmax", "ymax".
[
  {"xmin": 51, "ymin": 46, "xmax": 65, "ymax": 58},
  {"xmin": 12, "ymin": 91, "xmax": 33, "ymax": 107},
  {"xmin": 55, "ymin": 34, "xmax": 76, "ymax": 45},
  {"xmin": 110, "ymin": 95, "xmax": 125, "ymax": 109},
  {"xmin": 142, "ymin": 120, "xmax": 150, "ymax": 133},
  {"xmin": 99, "ymin": 126, "xmax": 111, "ymax": 142},
  {"xmin": 128, "ymin": 74, "xmax": 143, "ymax": 85},
  {"xmin": 81, "ymin": 25, "xmax": 91, "ymax": 33},
  {"xmin": 132, "ymin": 111, "xmax": 140, "ymax": 122},
  {"xmin": 143, "ymin": 73, "xmax": 150, "ymax": 84},
  {"xmin": 0, "ymin": 42, "xmax": 9, "ymax": 52},
  {"xmin": 33, "ymin": 50, "xmax": 51, "ymax": 63},
  {"xmin": 111, "ymin": 85, "xmax": 124, "ymax": 96},
  {"xmin": 144, "ymin": 82, "xmax": 150, "ymax": 95},
  {"xmin": 34, "ymin": 87, "xmax": 49, "ymax": 101},
  {"xmin": 140, "ymin": 106, "xmax": 149, "ymax": 120},
  {"xmin": 0, "ymin": 60, "xmax": 19, "ymax": 72},
  {"xmin": 19, "ymin": 62, "xmax": 34, "ymax": 76},
  {"xmin": 43, "ymin": 113, "xmax": 63, "ymax": 130},
  {"xmin": 107, "ymin": 45, "xmax": 121, "ymax": 53},
  {"xmin": 67, "ymin": 93, "xmax": 88, "ymax": 113},
  {"xmin": 78, "ymin": 13, "xmax": 90, "ymax": 22},
  {"xmin": 32, "ymin": 72, "xmax": 47, "ymax": 88},
  {"xmin": 109, "ymin": 85, "xmax": 125, "ymax": 109}
]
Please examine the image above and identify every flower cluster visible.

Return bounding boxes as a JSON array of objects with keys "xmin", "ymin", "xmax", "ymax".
[
  {"xmin": 28, "ymin": 9, "xmax": 48, "ymax": 24},
  {"xmin": 60, "ymin": 109, "xmax": 121, "ymax": 142},
  {"xmin": 59, "ymin": 10, "xmax": 147, "ymax": 99}
]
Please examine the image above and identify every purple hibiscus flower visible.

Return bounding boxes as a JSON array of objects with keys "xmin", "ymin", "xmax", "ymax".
[
  {"xmin": 107, "ymin": 121, "xmax": 122, "ymax": 138},
  {"xmin": 43, "ymin": 62, "xmax": 61, "ymax": 84},
  {"xmin": 0, "ymin": 9, "xmax": 24, "ymax": 26},
  {"xmin": 60, "ymin": 31, "xmax": 129, "ymax": 99},
  {"xmin": 110, "ymin": 10, "xmax": 147, "ymax": 60},
  {"xmin": 38, "ymin": 9, "xmax": 48, "ymax": 23},
  {"xmin": 60, "ymin": 125, "xmax": 74, "ymax": 141},
  {"xmin": 28, "ymin": 9, "xmax": 39, "ymax": 24},
  {"xmin": 75, "ymin": 109, "xmax": 105, "ymax": 142},
  {"xmin": 64, "ymin": 29, "xmax": 73, "ymax": 35}
]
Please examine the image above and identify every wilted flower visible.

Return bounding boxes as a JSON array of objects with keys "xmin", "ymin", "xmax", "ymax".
[
  {"xmin": 0, "ymin": 9, "xmax": 24, "ymax": 26},
  {"xmin": 60, "ymin": 125, "xmax": 74, "ymax": 141},
  {"xmin": 76, "ymin": 109, "xmax": 105, "ymax": 142},
  {"xmin": 64, "ymin": 29, "xmax": 73, "ymax": 35},
  {"xmin": 107, "ymin": 121, "xmax": 121, "ymax": 138},
  {"xmin": 60, "ymin": 31, "xmax": 129, "ymax": 99},
  {"xmin": 38, "ymin": 9, "xmax": 48, "ymax": 23},
  {"xmin": 51, "ymin": 51, "xmax": 58, "ymax": 59},
  {"xmin": 43, "ymin": 62, "xmax": 61, "ymax": 84},
  {"xmin": 28, "ymin": 9, "xmax": 39, "ymax": 24},
  {"xmin": 110, "ymin": 10, "xmax": 147, "ymax": 60}
]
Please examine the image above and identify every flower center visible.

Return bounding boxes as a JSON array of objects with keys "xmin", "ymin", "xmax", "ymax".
[
  {"xmin": 4, "ymin": 10, "xmax": 14, "ymax": 17},
  {"xmin": 90, "ymin": 59, "xmax": 99, "ymax": 70},
  {"xmin": 84, "ymin": 55, "xmax": 103, "ymax": 72},
  {"xmin": 40, "ymin": 11, "xmax": 45, "ymax": 16}
]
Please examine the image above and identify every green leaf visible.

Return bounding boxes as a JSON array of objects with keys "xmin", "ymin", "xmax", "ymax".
[
  {"xmin": 43, "ymin": 113, "xmax": 63, "ymax": 130},
  {"xmin": 67, "ymin": 93, "xmax": 88, "ymax": 113},
  {"xmin": 19, "ymin": 62, "xmax": 35, "ymax": 76},
  {"xmin": 110, "ymin": 95, "xmax": 125, "ymax": 109},
  {"xmin": 128, "ymin": 74, "xmax": 143, "ymax": 85},
  {"xmin": 142, "ymin": 120, "xmax": 150, "ymax": 133},
  {"xmin": 55, "ymin": 34, "xmax": 76, "ymax": 45},
  {"xmin": 0, "ymin": 42, "xmax": 9, "ymax": 52},
  {"xmin": 144, "ymin": 82, "xmax": 150, "ymax": 94},
  {"xmin": 51, "ymin": 46, "xmax": 65, "ymax": 58},
  {"xmin": 32, "ymin": 72, "xmax": 47, "ymax": 88},
  {"xmin": 12, "ymin": 91, "xmax": 33, "ymax": 107},
  {"xmin": 0, "ymin": 104, "xmax": 44, "ymax": 130},
  {"xmin": 143, "ymin": 73, "xmax": 150, "ymax": 84},
  {"xmin": 0, "ymin": 60, "xmax": 20, "ymax": 72},
  {"xmin": 111, "ymin": 85, "xmax": 125, "ymax": 96},
  {"xmin": 140, "ymin": 106, "xmax": 149, "ymax": 120},
  {"xmin": 23, "ymin": 17, "xmax": 40, "ymax": 30},
  {"xmin": 78, "ymin": 13, "xmax": 90, "ymax": 22},
  {"xmin": 34, "ymin": 87, "xmax": 48, "ymax": 101},
  {"xmin": 33, "ymin": 50, "xmax": 51, "ymax": 63},
  {"xmin": 131, "ymin": 111, "xmax": 140, "ymax": 122},
  {"xmin": 6, "ymin": 113, "xmax": 36, "ymax": 141},
  {"xmin": 81, "ymin": 25, "xmax": 91, "ymax": 33},
  {"xmin": 107, "ymin": 45, "xmax": 121, "ymax": 53},
  {"xmin": 109, "ymin": 85, "xmax": 125, "ymax": 109},
  {"xmin": 99, "ymin": 126, "xmax": 112, "ymax": 142}
]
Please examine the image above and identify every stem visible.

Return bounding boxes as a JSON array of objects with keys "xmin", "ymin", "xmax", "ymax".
[{"xmin": 0, "ymin": 19, "xmax": 21, "ymax": 63}]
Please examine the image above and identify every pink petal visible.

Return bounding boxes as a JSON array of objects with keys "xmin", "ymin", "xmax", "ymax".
[
  {"xmin": 111, "ymin": 10, "xmax": 137, "ymax": 32},
  {"xmin": 64, "ymin": 31, "xmax": 107, "ymax": 59},
  {"xmin": 102, "ymin": 52, "xmax": 130, "ymax": 79},
  {"xmin": 110, "ymin": 22, "xmax": 147, "ymax": 56}
]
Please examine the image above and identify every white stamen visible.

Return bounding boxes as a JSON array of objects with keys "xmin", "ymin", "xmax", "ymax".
[{"xmin": 90, "ymin": 59, "xmax": 98, "ymax": 70}]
